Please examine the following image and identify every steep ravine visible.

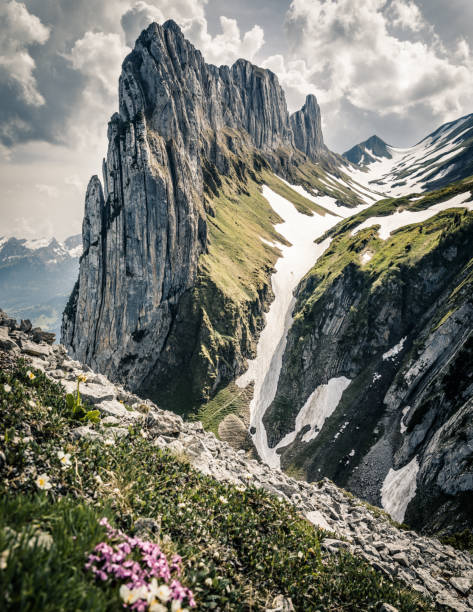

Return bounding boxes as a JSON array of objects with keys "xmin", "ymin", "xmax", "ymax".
[
  {"xmin": 60, "ymin": 18, "xmax": 473, "ymax": 539},
  {"xmin": 236, "ymin": 185, "xmax": 366, "ymax": 465}
]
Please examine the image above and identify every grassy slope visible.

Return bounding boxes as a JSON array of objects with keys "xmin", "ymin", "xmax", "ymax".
[
  {"xmin": 318, "ymin": 177, "xmax": 473, "ymax": 243},
  {"xmin": 186, "ymin": 152, "xmax": 344, "ymax": 425},
  {"xmin": 296, "ymin": 208, "xmax": 473, "ymax": 331},
  {"xmin": 200, "ymin": 166, "xmax": 334, "ymax": 305},
  {"xmin": 299, "ymin": 178, "xmax": 473, "ymax": 321},
  {"xmin": 0, "ymin": 359, "xmax": 433, "ymax": 611}
]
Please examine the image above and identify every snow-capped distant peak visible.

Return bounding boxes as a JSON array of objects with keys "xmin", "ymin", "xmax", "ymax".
[
  {"xmin": 0, "ymin": 234, "xmax": 82, "ymax": 262},
  {"xmin": 24, "ymin": 237, "xmax": 53, "ymax": 250},
  {"xmin": 344, "ymin": 114, "xmax": 473, "ymax": 198},
  {"xmin": 67, "ymin": 244, "xmax": 83, "ymax": 258}
]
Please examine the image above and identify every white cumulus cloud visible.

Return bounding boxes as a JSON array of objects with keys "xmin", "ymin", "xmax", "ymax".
[
  {"xmin": 66, "ymin": 31, "xmax": 129, "ymax": 151},
  {"xmin": 388, "ymin": 0, "xmax": 424, "ymax": 32},
  {"xmin": 0, "ymin": 1, "xmax": 50, "ymax": 106}
]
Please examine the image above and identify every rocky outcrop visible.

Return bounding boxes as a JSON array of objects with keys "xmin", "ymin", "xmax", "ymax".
[
  {"xmin": 290, "ymin": 94, "xmax": 325, "ymax": 162},
  {"xmin": 62, "ymin": 20, "xmax": 330, "ymax": 405},
  {"xmin": 3, "ymin": 312, "xmax": 473, "ymax": 611}
]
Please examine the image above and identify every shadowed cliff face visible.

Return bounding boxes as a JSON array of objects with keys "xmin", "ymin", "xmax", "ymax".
[{"xmin": 61, "ymin": 20, "xmax": 327, "ymax": 402}]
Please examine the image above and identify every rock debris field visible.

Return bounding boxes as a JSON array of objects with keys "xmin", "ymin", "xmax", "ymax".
[{"xmin": 1, "ymin": 311, "xmax": 472, "ymax": 611}]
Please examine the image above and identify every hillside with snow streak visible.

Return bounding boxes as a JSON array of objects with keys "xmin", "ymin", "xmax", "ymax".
[
  {"xmin": 254, "ymin": 171, "xmax": 473, "ymax": 534},
  {"xmin": 344, "ymin": 114, "xmax": 473, "ymax": 198}
]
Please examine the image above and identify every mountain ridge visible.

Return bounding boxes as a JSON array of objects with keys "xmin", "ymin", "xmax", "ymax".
[
  {"xmin": 343, "ymin": 134, "xmax": 392, "ymax": 165},
  {"xmin": 61, "ymin": 19, "xmax": 355, "ymax": 411}
]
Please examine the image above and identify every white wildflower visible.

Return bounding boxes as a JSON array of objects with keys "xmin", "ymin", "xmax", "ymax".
[
  {"xmin": 104, "ymin": 438, "xmax": 114, "ymax": 446},
  {"xmin": 150, "ymin": 602, "xmax": 167, "ymax": 612},
  {"xmin": 26, "ymin": 371, "xmax": 35, "ymax": 380},
  {"xmin": 57, "ymin": 450, "xmax": 72, "ymax": 469},
  {"xmin": 156, "ymin": 584, "xmax": 171, "ymax": 603},
  {"xmin": 119, "ymin": 584, "xmax": 148, "ymax": 605},
  {"xmin": 0, "ymin": 549, "xmax": 9, "ymax": 570},
  {"xmin": 28, "ymin": 400, "xmax": 36, "ymax": 408},
  {"xmin": 218, "ymin": 496, "xmax": 228, "ymax": 505},
  {"xmin": 35, "ymin": 473, "xmax": 52, "ymax": 490},
  {"xmin": 3, "ymin": 384, "xmax": 11, "ymax": 393}
]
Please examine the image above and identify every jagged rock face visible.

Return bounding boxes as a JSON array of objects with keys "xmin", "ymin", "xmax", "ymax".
[
  {"xmin": 62, "ymin": 20, "xmax": 325, "ymax": 396},
  {"xmin": 290, "ymin": 95, "xmax": 325, "ymax": 161}
]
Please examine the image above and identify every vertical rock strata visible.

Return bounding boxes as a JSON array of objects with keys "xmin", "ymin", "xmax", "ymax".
[
  {"xmin": 290, "ymin": 94, "xmax": 325, "ymax": 161},
  {"xmin": 62, "ymin": 20, "xmax": 326, "ymax": 397}
]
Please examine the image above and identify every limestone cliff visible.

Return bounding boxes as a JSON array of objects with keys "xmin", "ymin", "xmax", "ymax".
[
  {"xmin": 290, "ymin": 94, "xmax": 325, "ymax": 162},
  {"xmin": 62, "ymin": 20, "xmax": 331, "ymax": 410}
]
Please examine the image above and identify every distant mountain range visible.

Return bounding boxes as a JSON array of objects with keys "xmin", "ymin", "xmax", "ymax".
[
  {"xmin": 343, "ymin": 113, "xmax": 473, "ymax": 194},
  {"xmin": 0, "ymin": 235, "xmax": 81, "ymax": 338}
]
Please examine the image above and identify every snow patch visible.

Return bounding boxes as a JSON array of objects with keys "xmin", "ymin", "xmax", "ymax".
[
  {"xmin": 297, "ymin": 380, "xmax": 351, "ymax": 444},
  {"xmin": 236, "ymin": 185, "xmax": 340, "ymax": 468},
  {"xmin": 24, "ymin": 237, "xmax": 52, "ymax": 250},
  {"xmin": 68, "ymin": 246, "xmax": 82, "ymax": 258},
  {"xmin": 353, "ymin": 192, "xmax": 473, "ymax": 240},
  {"xmin": 381, "ymin": 456, "xmax": 419, "ymax": 523},
  {"xmin": 400, "ymin": 406, "xmax": 410, "ymax": 434},
  {"xmin": 333, "ymin": 419, "xmax": 350, "ymax": 441},
  {"xmin": 382, "ymin": 337, "xmax": 406, "ymax": 361}
]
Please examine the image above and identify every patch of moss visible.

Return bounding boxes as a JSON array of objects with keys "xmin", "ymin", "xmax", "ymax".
[{"xmin": 196, "ymin": 381, "xmax": 253, "ymax": 437}]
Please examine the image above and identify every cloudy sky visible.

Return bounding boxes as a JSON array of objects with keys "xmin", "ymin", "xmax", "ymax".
[{"xmin": 1, "ymin": 0, "xmax": 472, "ymax": 239}]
